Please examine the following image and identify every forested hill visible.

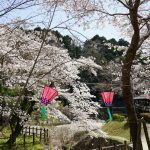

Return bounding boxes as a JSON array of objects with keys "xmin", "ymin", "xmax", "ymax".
[
  {"xmin": 0, "ymin": 26, "xmax": 149, "ymax": 127},
  {"xmin": 25, "ymin": 27, "xmax": 150, "ymax": 96},
  {"xmin": 31, "ymin": 27, "xmax": 129, "ymax": 62},
  {"xmin": 51, "ymin": 29, "xmax": 149, "ymax": 96}
]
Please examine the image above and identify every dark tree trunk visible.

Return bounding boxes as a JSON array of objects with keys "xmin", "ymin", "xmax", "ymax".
[
  {"xmin": 121, "ymin": 1, "xmax": 143, "ymax": 149},
  {"xmin": 7, "ymin": 116, "xmax": 23, "ymax": 146},
  {"xmin": 122, "ymin": 65, "xmax": 143, "ymax": 150},
  {"xmin": 6, "ymin": 98, "xmax": 35, "ymax": 146}
]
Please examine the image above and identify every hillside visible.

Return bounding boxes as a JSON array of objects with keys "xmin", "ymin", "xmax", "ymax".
[{"xmin": 0, "ymin": 27, "xmax": 149, "ymax": 121}]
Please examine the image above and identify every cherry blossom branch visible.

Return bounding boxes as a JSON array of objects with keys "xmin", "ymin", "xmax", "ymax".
[{"xmin": 14, "ymin": 0, "xmax": 59, "ymax": 106}]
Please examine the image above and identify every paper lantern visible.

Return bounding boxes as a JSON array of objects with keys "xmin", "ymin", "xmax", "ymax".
[
  {"xmin": 40, "ymin": 85, "xmax": 58, "ymax": 106},
  {"xmin": 99, "ymin": 91, "xmax": 115, "ymax": 121},
  {"xmin": 39, "ymin": 85, "xmax": 58, "ymax": 121},
  {"xmin": 147, "ymin": 94, "xmax": 150, "ymax": 101},
  {"xmin": 101, "ymin": 92, "xmax": 115, "ymax": 106}
]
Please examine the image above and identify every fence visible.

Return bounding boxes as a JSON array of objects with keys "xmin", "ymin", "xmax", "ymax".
[
  {"xmin": 21, "ymin": 126, "xmax": 49, "ymax": 146},
  {"xmin": 1, "ymin": 119, "xmax": 149, "ymax": 150},
  {"xmin": 0, "ymin": 126, "xmax": 49, "ymax": 149},
  {"xmin": 101, "ymin": 141, "xmax": 128, "ymax": 150},
  {"xmin": 136, "ymin": 118, "xmax": 150, "ymax": 150}
]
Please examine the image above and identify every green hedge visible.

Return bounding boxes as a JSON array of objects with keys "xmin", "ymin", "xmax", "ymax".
[
  {"xmin": 0, "ymin": 82, "xmax": 20, "ymax": 97},
  {"xmin": 113, "ymin": 114, "xmax": 126, "ymax": 121}
]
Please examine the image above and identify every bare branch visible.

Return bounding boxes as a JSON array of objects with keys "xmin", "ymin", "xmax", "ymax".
[
  {"xmin": 86, "ymin": 8, "xmax": 129, "ymax": 16},
  {"xmin": 116, "ymin": 0, "xmax": 131, "ymax": 9},
  {"xmin": 56, "ymin": 26, "xmax": 89, "ymax": 41},
  {"xmin": 140, "ymin": 0, "xmax": 150, "ymax": 5},
  {"xmin": 14, "ymin": 0, "xmax": 59, "ymax": 107},
  {"xmin": 138, "ymin": 29, "xmax": 150, "ymax": 48},
  {"xmin": 50, "ymin": 12, "xmax": 86, "ymax": 30},
  {"xmin": 129, "ymin": 0, "xmax": 133, "ymax": 7},
  {"xmin": 0, "ymin": 0, "xmax": 34, "ymax": 17}
]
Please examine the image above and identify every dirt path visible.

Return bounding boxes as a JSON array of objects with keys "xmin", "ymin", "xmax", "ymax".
[
  {"xmin": 49, "ymin": 120, "xmax": 105, "ymax": 149},
  {"xmin": 141, "ymin": 123, "xmax": 150, "ymax": 150}
]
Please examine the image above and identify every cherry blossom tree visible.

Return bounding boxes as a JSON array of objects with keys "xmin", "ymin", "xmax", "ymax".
[
  {"xmin": 0, "ymin": 26, "xmax": 101, "ymax": 144},
  {"xmin": 43, "ymin": 0, "xmax": 150, "ymax": 149},
  {"xmin": 0, "ymin": 1, "xmax": 102, "ymax": 144},
  {"xmin": 106, "ymin": 52, "xmax": 150, "ymax": 95},
  {"xmin": 0, "ymin": 0, "xmax": 149, "ymax": 149}
]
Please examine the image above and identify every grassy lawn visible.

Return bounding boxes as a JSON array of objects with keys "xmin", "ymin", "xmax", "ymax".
[
  {"xmin": 0, "ymin": 126, "xmax": 44, "ymax": 150},
  {"xmin": 0, "ymin": 136, "xmax": 44, "ymax": 150},
  {"xmin": 102, "ymin": 114, "xmax": 130, "ymax": 140}
]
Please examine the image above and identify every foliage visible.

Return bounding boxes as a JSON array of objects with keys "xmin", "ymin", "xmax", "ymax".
[
  {"xmin": 1, "ymin": 126, "xmax": 11, "ymax": 137},
  {"xmin": 82, "ymin": 35, "xmax": 125, "ymax": 63},
  {"xmin": 0, "ymin": 1, "xmax": 149, "ymax": 148},
  {"xmin": 31, "ymin": 109, "xmax": 64, "ymax": 126},
  {"xmin": 0, "ymin": 26, "xmax": 102, "ymax": 128},
  {"xmin": 0, "ymin": 83, "xmax": 20, "ymax": 97},
  {"xmin": 62, "ymin": 35, "xmax": 82, "ymax": 58},
  {"xmin": 112, "ymin": 114, "xmax": 126, "ymax": 122}
]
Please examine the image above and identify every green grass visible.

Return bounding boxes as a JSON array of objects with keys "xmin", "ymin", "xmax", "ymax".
[
  {"xmin": 0, "ymin": 143, "xmax": 43, "ymax": 150},
  {"xmin": 102, "ymin": 120, "xmax": 130, "ymax": 140},
  {"xmin": 0, "ymin": 136, "xmax": 44, "ymax": 150},
  {"xmin": 1, "ymin": 126, "xmax": 11, "ymax": 137},
  {"xmin": 0, "ymin": 126, "xmax": 44, "ymax": 150}
]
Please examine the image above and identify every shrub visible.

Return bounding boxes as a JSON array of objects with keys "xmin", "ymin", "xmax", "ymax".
[
  {"xmin": 113, "ymin": 114, "xmax": 126, "ymax": 121},
  {"xmin": 0, "ymin": 84, "xmax": 20, "ymax": 97}
]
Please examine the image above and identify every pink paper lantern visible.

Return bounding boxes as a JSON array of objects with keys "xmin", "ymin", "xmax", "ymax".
[
  {"xmin": 100, "ymin": 92, "xmax": 115, "ymax": 106},
  {"xmin": 40, "ymin": 85, "xmax": 58, "ymax": 105},
  {"xmin": 147, "ymin": 94, "xmax": 150, "ymax": 101}
]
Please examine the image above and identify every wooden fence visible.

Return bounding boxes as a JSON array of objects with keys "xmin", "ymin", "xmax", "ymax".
[
  {"xmin": 0, "ymin": 126, "xmax": 49, "ymax": 149},
  {"xmin": 100, "ymin": 118, "xmax": 149, "ymax": 150},
  {"xmin": 21, "ymin": 126, "xmax": 49, "ymax": 146},
  {"xmin": 1, "ymin": 118, "xmax": 149, "ymax": 150},
  {"xmin": 101, "ymin": 141, "xmax": 128, "ymax": 150},
  {"xmin": 136, "ymin": 118, "xmax": 150, "ymax": 150},
  {"xmin": 22, "ymin": 127, "xmax": 131, "ymax": 150}
]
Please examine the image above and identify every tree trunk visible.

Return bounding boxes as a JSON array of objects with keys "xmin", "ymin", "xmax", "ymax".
[
  {"xmin": 7, "ymin": 117, "xmax": 23, "ymax": 146},
  {"xmin": 121, "ymin": 1, "xmax": 144, "ymax": 149},
  {"xmin": 121, "ymin": 37, "xmax": 143, "ymax": 149},
  {"xmin": 7, "ymin": 98, "xmax": 35, "ymax": 146},
  {"xmin": 122, "ymin": 65, "xmax": 143, "ymax": 149}
]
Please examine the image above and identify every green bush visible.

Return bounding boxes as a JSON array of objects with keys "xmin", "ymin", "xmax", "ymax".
[
  {"xmin": 73, "ymin": 131, "xmax": 89, "ymax": 141},
  {"xmin": 4, "ymin": 87, "xmax": 20, "ymax": 97},
  {"xmin": 113, "ymin": 114, "xmax": 126, "ymax": 121},
  {"xmin": 0, "ymin": 84, "xmax": 20, "ymax": 97}
]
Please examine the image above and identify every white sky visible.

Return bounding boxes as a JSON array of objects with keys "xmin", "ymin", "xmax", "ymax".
[{"xmin": 0, "ymin": 3, "xmax": 125, "ymax": 42}]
